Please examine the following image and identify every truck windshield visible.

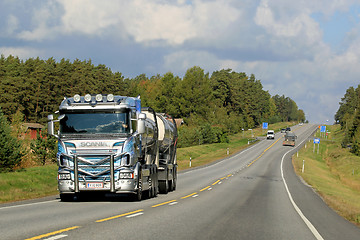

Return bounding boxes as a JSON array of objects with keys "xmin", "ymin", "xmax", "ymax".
[{"xmin": 60, "ymin": 112, "xmax": 129, "ymax": 134}]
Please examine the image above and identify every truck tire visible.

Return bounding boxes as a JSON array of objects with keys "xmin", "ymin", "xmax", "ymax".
[
  {"xmin": 135, "ymin": 184, "xmax": 142, "ymax": 201},
  {"xmin": 172, "ymin": 175, "xmax": 177, "ymax": 191},
  {"xmin": 153, "ymin": 173, "xmax": 158, "ymax": 197},
  {"xmin": 60, "ymin": 194, "xmax": 74, "ymax": 202},
  {"xmin": 135, "ymin": 170, "xmax": 142, "ymax": 201},
  {"xmin": 159, "ymin": 180, "xmax": 168, "ymax": 194}
]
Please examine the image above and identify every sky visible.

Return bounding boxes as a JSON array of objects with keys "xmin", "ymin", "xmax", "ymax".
[{"xmin": 1, "ymin": 0, "xmax": 360, "ymax": 124}]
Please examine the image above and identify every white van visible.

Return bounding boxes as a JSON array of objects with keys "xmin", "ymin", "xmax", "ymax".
[{"xmin": 267, "ymin": 130, "xmax": 275, "ymax": 139}]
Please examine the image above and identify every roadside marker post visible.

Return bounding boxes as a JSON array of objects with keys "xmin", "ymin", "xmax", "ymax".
[{"xmin": 302, "ymin": 160, "xmax": 305, "ymax": 173}]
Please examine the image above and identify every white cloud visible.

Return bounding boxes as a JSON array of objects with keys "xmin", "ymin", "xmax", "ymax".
[
  {"xmin": 17, "ymin": 0, "xmax": 62, "ymax": 41},
  {"xmin": 0, "ymin": 47, "xmax": 44, "ymax": 59},
  {"xmin": 15, "ymin": 0, "xmax": 241, "ymax": 45},
  {"xmin": 254, "ymin": 0, "xmax": 322, "ymax": 45},
  {"xmin": 60, "ymin": 0, "xmax": 120, "ymax": 36}
]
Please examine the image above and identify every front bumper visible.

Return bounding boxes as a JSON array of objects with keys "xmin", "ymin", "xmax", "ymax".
[{"xmin": 58, "ymin": 178, "xmax": 138, "ymax": 194}]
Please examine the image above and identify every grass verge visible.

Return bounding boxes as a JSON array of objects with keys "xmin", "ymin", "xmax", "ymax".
[
  {"xmin": 0, "ymin": 164, "xmax": 58, "ymax": 203},
  {"xmin": 0, "ymin": 122, "xmax": 293, "ymax": 204},
  {"xmin": 293, "ymin": 124, "xmax": 360, "ymax": 226}
]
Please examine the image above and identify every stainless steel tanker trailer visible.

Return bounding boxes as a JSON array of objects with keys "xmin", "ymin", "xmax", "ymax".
[
  {"xmin": 47, "ymin": 94, "xmax": 178, "ymax": 201},
  {"xmin": 141, "ymin": 109, "xmax": 178, "ymax": 194}
]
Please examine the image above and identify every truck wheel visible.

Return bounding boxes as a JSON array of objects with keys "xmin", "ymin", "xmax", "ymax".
[
  {"xmin": 146, "ymin": 176, "xmax": 153, "ymax": 199},
  {"xmin": 135, "ymin": 175, "xmax": 142, "ymax": 201},
  {"xmin": 60, "ymin": 194, "xmax": 74, "ymax": 202},
  {"xmin": 135, "ymin": 186, "xmax": 142, "ymax": 201},
  {"xmin": 172, "ymin": 176, "xmax": 177, "ymax": 191},
  {"xmin": 159, "ymin": 180, "xmax": 168, "ymax": 194},
  {"xmin": 154, "ymin": 175, "xmax": 158, "ymax": 197}
]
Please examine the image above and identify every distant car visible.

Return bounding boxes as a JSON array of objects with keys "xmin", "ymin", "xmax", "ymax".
[
  {"xmin": 267, "ymin": 130, "xmax": 275, "ymax": 139},
  {"xmin": 299, "ymin": 123, "xmax": 303, "ymax": 125},
  {"xmin": 281, "ymin": 128, "xmax": 286, "ymax": 133},
  {"xmin": 285, "ymin": 127, "xmax": 291, "ymax": 132}
]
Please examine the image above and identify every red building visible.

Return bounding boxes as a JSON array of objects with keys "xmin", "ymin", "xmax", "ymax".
[{"xmin": 22, "ymin": 123, "xmax": 45, "ymax": 139}]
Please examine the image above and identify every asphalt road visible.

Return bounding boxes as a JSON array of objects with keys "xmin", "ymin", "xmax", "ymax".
[{"xmin": 1, "ymin": 124, "xmax": 359, "ymax": 240}]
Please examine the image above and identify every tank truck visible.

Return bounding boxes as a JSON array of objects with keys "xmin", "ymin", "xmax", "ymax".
[{"xmin": 47, "ymin": 94, "xmax": 177, "ymax": 201}]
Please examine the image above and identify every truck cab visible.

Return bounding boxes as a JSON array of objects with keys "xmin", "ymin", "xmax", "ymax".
[{"xmin": 48, "ymin": 94, "xmax": 159, "ymax": 201}]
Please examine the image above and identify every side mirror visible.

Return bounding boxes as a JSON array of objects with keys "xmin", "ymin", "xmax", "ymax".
[
  {"xmin": 137, "ymin": 113, "xmax": 146, "ymax": 134},
  {"xmin": 47, "ymin": 115, "xmax": 54, "ymax": 136}
]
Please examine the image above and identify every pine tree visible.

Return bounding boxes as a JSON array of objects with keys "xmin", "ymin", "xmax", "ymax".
[{"xmin": 0, "ymin": 107, "xmax": 24, "ymax": 172}]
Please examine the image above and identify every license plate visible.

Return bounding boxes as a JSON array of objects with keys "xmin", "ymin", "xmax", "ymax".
[{"xmin": 86, "ymin": 182, "xmax": 103, "ymax": 189}]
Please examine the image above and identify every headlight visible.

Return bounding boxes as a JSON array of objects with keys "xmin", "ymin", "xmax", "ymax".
[
  {"xmin": 119, "ymin": 172, "xmax": 134, "ymax": 179},
  {"xmin": 58, "ymin": 154, "xmax": 72, "ymax": 167},
  {"xmin": 58, "ymin": 173, "xmax": 71, "ymax": 180}
]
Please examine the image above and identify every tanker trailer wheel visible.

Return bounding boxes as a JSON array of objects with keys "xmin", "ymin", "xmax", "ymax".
[{"xmin": 159, "ymin": 179, "xmax": 168, "ymax": 194}]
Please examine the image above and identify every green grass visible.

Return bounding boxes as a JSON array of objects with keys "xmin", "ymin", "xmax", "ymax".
[
  {"xmin": 0, "ymin": 165, "xmax": 58, "ymax": 203},
  {"xmin": 0, "ymin": 122, "xmax": 293, "ymax": 203},
  {"xmin": 293, "ymin": 124, "xmax": 360, "ymax": 226}
]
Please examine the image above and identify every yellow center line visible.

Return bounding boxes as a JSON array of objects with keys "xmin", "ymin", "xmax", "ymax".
[
  {"xmin": 227, "ymin": 174, "xmax": 232, "ymax": 178},
  {"xmin": 181, "ymin": 192, "xmax": 197, "ymax": 199},
  {"xmin": 212, "ymin": 180, "xmax": 220, "ymax": 185},
  {"xmin": 200, "ymin": 186, "xmax": 210, "ymax": 192},
  {"xmin": 25, "ymin": 226, "xmax": 80, "ymax": 240},
  {"xmin": 247, "ymin": 138, "xmax": 281, "ymax": 167},
  {"xmin": 152, "ymin": 200, "xmax": 177, "ymax": 208},
  {"xmin": 220, "ymin": 176, "xmax": 226, "ymax": 180},
  {"xmin": 96, "ymin": 209, "xmax": 144, "ymax": 223}
]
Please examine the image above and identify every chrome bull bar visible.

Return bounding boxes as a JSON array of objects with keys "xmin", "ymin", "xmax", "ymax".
[{"xmin": 59, "ymin": 152, "xmax": 130, "ymax": 193}]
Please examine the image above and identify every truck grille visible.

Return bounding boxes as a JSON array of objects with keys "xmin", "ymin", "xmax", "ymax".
[{"xmin": 76, "ymin": 154, "xmax": 121, "ymax": 182}]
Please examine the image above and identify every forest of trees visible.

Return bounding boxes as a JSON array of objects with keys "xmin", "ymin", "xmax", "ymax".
[
  {"xmin": 335, "ymin": 84, "xmax": 360, "ymax": 156},
  {"xmin": 0, "ymin": 55, "xmax": 305, "ymax": 171}
]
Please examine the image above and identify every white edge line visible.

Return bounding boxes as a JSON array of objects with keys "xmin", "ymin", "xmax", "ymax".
[
  {"xmin": 44, "ymin": 234, "xmax": 68, "ymax": 240},
  {"xmin": 0, "ymin": 199, "xmax": 59, "ymax": 210},
  {"xmin": 126, "ymin": 212, "xmax": 144, "ymax": 218},
  {"xmin": 281, "ymin": 137, "xmax": 324, "ymax": 240}
]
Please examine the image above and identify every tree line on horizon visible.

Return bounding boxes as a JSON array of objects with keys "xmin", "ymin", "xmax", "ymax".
[
  {"xmin": 0, "ymin": 55, "xmax": 305, "ymax": 125},
  {"xmin": 0, "ymin": 55, "xmax": 305, "ymax": 171},
  {"xmin": 335, "ymin": 84, "xmax": 360, "ymax": 156}
]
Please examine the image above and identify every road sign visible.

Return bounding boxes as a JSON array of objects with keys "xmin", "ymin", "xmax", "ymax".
[
  {"xmin": 314, "ymin": 138, "xmax": 320, "ymax": 144},
  {"xmin": 320, "ymin": 126, "xmax": 326, "ymax": 133},
  {"xmin": 262, "ymin": 122, "xmax": 268, "ymax": 129}
]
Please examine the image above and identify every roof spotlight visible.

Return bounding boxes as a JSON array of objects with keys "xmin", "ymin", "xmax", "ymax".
[
  {"xmin": 95, "ymin": 94, "xmax": 103, "ymax": 102},
  {"xmin": 84, "ymin": 94, "xmax": 92, "ymax": 102},
  {"xmin": 107, "ymin": 94, "xmax": 114, "ymax": 102},
  {"xmin": 73, "ymin": 94, "xmax": 81, "ymax": 102}
]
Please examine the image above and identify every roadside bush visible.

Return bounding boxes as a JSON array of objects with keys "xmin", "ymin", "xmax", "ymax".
[
  {"xmin": 30, "ymin": 132, "xmax": 57, "ymax": 165},
  {"xmin": 177, "ymin": 123, "xmax": 229, "ymax": 148},
  {"xmin": 0, "ymin": 108, "xmax": 24, "ymax": 172}
]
